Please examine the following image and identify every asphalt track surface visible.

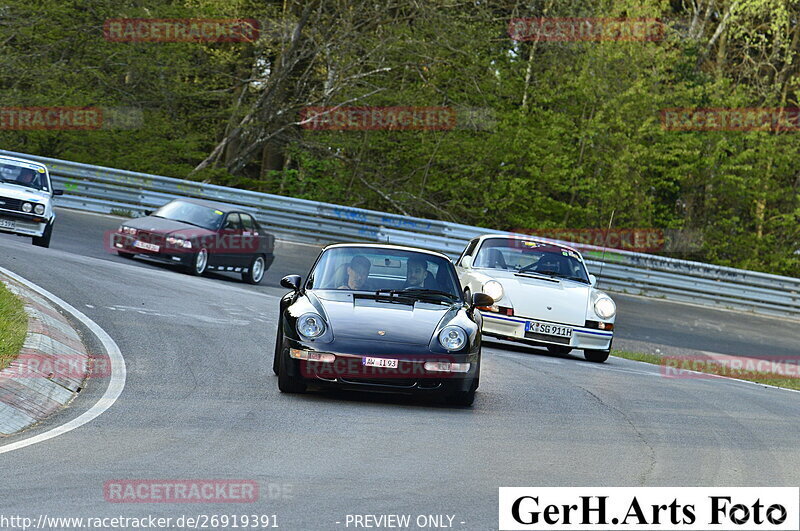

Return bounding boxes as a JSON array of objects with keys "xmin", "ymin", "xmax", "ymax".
[{"xmin": 0, "ymin": 209, "xmax": 798, "ymax": 530}]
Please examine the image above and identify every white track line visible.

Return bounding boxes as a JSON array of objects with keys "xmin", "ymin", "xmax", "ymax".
[{"xmin": 0, "ymin": 267, "xmax": 126, "ymax": 455}]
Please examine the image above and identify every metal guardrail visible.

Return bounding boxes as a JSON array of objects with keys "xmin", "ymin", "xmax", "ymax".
[{"xmin": 2, "ymin": 149, "xmax": 798, "ymax": 320}]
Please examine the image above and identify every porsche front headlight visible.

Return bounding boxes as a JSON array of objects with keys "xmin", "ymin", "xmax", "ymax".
[
  {"xmin": 482, "ymin": 280, "xmax": 504, "ymax": 302},
  {"xmin": 297, "ymin": 313, "xmax": 326, "ymax": 339},
  {"xmin": 438, "ymin": 325, "xmax": 467, "ymax": 351},
  {"xmin": 593, "ymin": 295, "xmax": 616, "ymax": 320},
  {"xmin": 34, "ymin": 204, "xmax": 45, "ymax": 215}
]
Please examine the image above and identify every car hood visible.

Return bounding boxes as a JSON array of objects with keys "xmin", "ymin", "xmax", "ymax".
[
  {"xmin": 313, "ymin": 290, "xmax": 456, "ymax": 346},
  {"xmin": 0, "ymin": 183, "xmax": 51, "ymax": 203},
  {"xmin": 485, "ymin": 269, "xmax": 591, "ymax": 326},
  {"xmin": 126, "ymin": 216, "xmax": 214, "ymax": 236}
]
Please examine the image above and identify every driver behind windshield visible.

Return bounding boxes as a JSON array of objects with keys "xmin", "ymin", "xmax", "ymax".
[
  {"xmin": 13, "ymin": 168, "xmax": 41, "ymax": 189},
  {"xmin": 338, "ymin": 255, "xmax": 371, "ymax": 290},
  {"xmin": 535, "ymin": 253, "xmax": 564, "ymax": 274}
]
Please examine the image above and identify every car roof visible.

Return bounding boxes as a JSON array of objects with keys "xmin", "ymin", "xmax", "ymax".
[
  {"xmin": 477, "ymin": 233, "xmax": 582, "ymax": 254},
  {"xmin": 168, "ymin": 197, "xmax": 253, "ymax": 215},
  {"xmin": 0, "ymin": 155, "xmax": 49, "ymax": 172},
  {"xmin": 321, "ymin": 242, "xmax": 451, "ymax": 260}
]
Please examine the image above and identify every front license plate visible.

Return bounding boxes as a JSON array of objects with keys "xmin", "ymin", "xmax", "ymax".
[
  {"xmin": 0, "ymin": 219, "xmax": 16, "ymax": 230},
  {"xmin": 133, "ymin": 240, "xmax": 160, "ymax": 252},
  {"xmin": 362, "ymin": 357, "xmax": 399, "ymax": 368},
  {"xmin": 525, "ymin": 320, "xmax": 573, "ymax": 338}
]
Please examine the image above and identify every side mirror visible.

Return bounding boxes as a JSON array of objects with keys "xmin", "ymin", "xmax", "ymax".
[
  {"xmin": 53, "ymin": 189, "xmax": 64, "ymax": 196},
  {"xmin": 281, "ymin": 274, "xmax": 302, "ymax": 291},
  {"xmin": 589, "ymin": 274, "xmax": 597, "ymax": 287},
  {"xmin": 460, "ymin": 255, "xmax": 473, "ymax": 268},
  {"xmin": 472, "ymin": 292, "xmax": 494, "ymax": 308},
  {"xmin": 143, "ymin": 209, "xmax": 154, "ymax": 216}
]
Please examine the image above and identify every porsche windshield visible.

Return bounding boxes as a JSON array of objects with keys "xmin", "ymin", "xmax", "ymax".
[
  {"xmin": 473, "ymin": 238, "xmax": 590, "ymax": 283},
  {"xmin": 152, "ymin": 200, "xmax": 225, "ymax": 230},
  {"xmin": 309, "ymin": 247, "xmax": 462, "ymax": 298},
  {"xmin": 0, "ymin": 161, "xmax": 48, "ymax": 191}
]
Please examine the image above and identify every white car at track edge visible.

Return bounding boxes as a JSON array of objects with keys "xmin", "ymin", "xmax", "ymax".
[
  {"xmin": 0, "ymin": 155, "xmax": 63, "ymax": 248},
  {"xmin": 455, "ymin": 234, "xmax": 616, "ymax": 362}
]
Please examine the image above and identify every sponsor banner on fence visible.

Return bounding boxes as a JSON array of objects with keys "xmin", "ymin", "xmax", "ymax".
[
  {"xmin": 499, "ymin": 487, "xmax": 799, "ymax": 530},
  {"xmin": 103, "ymin": 18, "xmax": 260, "ymax": 43},
  {"xmin": 661, "ymin": 108, "xmax": 800, "ymax": 132},
  {"xmin": 508, "ymin": 18, "xmax": 664, "ymax": 42}
]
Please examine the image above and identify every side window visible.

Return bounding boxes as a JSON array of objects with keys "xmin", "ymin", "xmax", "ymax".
[
  {"xmin": 457, "ymin": 238, "xmax": 479, "ymax": 265},
  {"xmin": 240, "ymin": 214, "xmax": 255, "ymax": 232},
  {"xmin": 223, "ymin": 213, "xmax": 241, "ymax": 230}
]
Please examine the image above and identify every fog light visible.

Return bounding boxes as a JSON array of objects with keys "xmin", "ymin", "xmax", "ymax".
[
  {"xmin": 424, "ymin": 361, "xmax": 470, "ymax": 373},
  {"xmin": 289, "ymin": 348, "xmax": 335, "ymax": 363}
]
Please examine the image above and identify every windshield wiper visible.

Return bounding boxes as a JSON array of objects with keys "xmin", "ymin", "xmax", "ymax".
[
  {"xmin": 378, "ymin": 288, "xmax": 459, "ymax": 305},
  {"xmin": 516, "ymin": 270, "xmax": 587, "ymax": 283}
]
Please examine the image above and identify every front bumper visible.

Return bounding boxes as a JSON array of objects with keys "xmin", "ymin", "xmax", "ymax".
[
  {"xmin": 113, "ymin": 233, "xmax": 194, "ymax": 266},
  {"xmin": 0, "ymin": 210, "xmax": 49, "ymax": 237},
  {"xmin": 281, "ymin": 337, "xmax": 479, "ymax": 394},
  {"xmin": 481, "ymin": 312, "xmax": 613, "ymax": 351}
]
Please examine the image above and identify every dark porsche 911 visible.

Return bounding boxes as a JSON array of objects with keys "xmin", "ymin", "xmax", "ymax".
[
  {"xmin": 110, "ymin": 198, "xmax": 275, "ymax": 284},
  {"xmin": 272, "ymin": 244, "xmax": 493, "ymax": 406}
]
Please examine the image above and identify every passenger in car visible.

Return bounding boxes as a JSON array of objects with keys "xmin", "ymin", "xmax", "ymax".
[{"xmin": 404, "ymin": 255, "xmax": 437, "ymax": 289}]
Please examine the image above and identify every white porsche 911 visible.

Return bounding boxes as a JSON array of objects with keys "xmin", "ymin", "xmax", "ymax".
[{"xmin": 455, "ymin": 235, "xmax": 616, "ymax": 362}]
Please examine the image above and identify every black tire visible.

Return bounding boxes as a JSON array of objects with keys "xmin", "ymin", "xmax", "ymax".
[
  {"xmin": 242, "ymin": 255, "xmax": 266, "ymax": 284},
  {"xmin": 272, "ymin": 321, "xmax": 283, "ymax": 376},
  {"xmin": 447, "ymin": 389, "xmax": 476, "ymax": 407},
  {"xmin": 117, "ymin": 251, "xmax": 135, "ymax": 259},
  {"xmin": 278, "ymin": 348, "xmax": 306, "ymax": 393},
  {"xmin": 584, "ymin": 349, "xmax": 610, "ymax": 363},
  {"xmin": 188, "ymin": 248, "xmax": 209, "ymax": 276},
  {"xmin": 32, "ymin": 223, "xmax": 53, "ymax": 248},
  {"xmin": 547, "ymin": 345, "xmax": 572, "ymax": 355}
]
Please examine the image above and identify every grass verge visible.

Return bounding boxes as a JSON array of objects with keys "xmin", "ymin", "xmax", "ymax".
[
  {"xmin": 0, "ymin": 281, "xmax": 27, "ymax": 371},
  {"xmin": 612, "ymin": 350, "xmax": 800, "ymax": 391}
]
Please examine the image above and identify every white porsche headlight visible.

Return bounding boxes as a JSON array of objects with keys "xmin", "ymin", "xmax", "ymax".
[
  {"xmin": 34, "ymin": 204, "xmax": 45, "ymax": 215},
  {"xmin": 438, "ymin": 326, "xmax": 467, "ymax": 351},
  {"xmin": 22, "ymin": 202, "xmax": 32, "ymax": 213},
  {"xmin": 297, "ymin": 313, "xmax": 326, "ymax": 339},
  {"xmin": 482, "ymin": 280, "xmax": 504, "ymax": 302},
  {"xmin": 593, "ymin": 296, "xmax": 616, "ymax": 320}
]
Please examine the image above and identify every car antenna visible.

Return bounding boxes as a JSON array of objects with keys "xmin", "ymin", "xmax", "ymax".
[{"xmin": 596, "ymin": 209, "xmax": 615, "ymax": 282}]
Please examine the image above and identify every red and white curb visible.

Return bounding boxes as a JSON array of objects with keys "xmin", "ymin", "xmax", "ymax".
[
  {"xmin": 0, "ymin": 267, "xmax": 125, "ymax": 451},
  {"xmin": 0, "ymin": 277, "xmax": 90, "ymax": 435}
]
